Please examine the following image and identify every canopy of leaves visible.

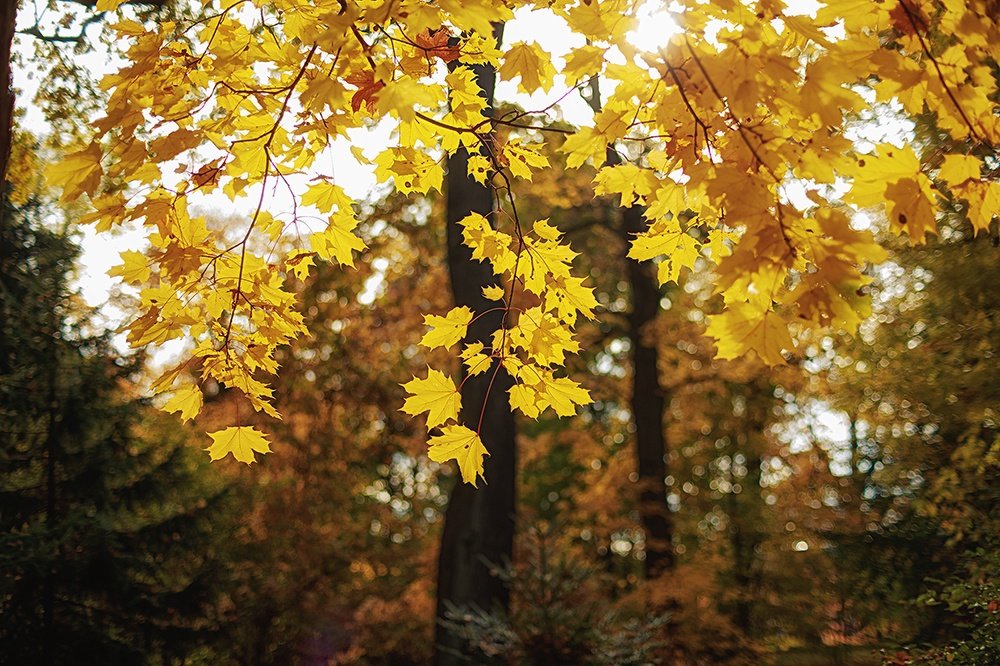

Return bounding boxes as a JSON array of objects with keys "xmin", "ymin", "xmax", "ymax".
[{"xmin": 50, "ymin": 0, "xmax": 1000, "ymax": 480}]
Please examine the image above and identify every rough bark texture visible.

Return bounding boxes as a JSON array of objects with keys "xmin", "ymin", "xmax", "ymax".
[
  {"xmin": 434, "ymin": 25, "xmax": 516, "ymax": 666},
  {"xmin": 620, "ymin": 204, "xmax": 675, "ymax": 578}
]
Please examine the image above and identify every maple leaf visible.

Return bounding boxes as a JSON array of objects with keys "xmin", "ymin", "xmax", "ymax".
[
  {"xmin": 346, "ymin": 71, "xmax": 386, "ymax": 112},
  {"xmin": 461, "ymin": 342, "xmax": 492, "ymax": 377},
  {"xmin": 538, "ymin": 376, "xmax": 591, "ymax": 417},
  {"xmin": 413, "ymin": 28, "xmax": 460, "ymax": 63},
  {"xmin": 885, "ymin": 177, "xmax": 938, "ymax": 244},
  {"xmin": 499, "ymin": 41, "xmax": 556, "ymax": 94},
  {"xmin": 163, "ymin": 384, "xmax": 204, "ymax": 423},
  {"xmin": 108, "ymin": 250, "xmax": 151, "ymax": 285},
  {"xmin": 627, "ymin": 218, "xmax": 701, "ymax": 285},
  {"xmin": 401, "ymin": 369, "xmax": 462, "ymax": 429},
  {"xmin": 706, "ymin": 306, "xmax": 794, "ymax": 366},
  {"xmin": 303, "ymin": 180, "xmax": 353, "ymax": 213},
  {"xmin": 482, "ymin": 284, "xmax": 505, "ymax": 301},
  {"xmin": 427, "ymin": 425, "xmax": 489, "ymax": 486},
  {"xmin": 938, "ymin": 154, "xmax": 981, "ymax": 188},
  {"xmin": 508, "ymin": 383, "xmax": 542, "ymax": 419},
  {"xmin": 420, "ymin": 306, "xmax": 474, "ymax": 349},
  {"xmin": 501, "ymin": 139, "xmax": 549, "ymax": 181},
  {"xmin": 191, "ymin": 158, "xmax": 225, "ymax": 189},
  {"xmin": 47, "ymin": 143, "xmax": 103, "ymax": 203},
  {"xmin": 309, "ymin": 211, "xmax": 367, "ymax": 267},
  {"xmin": 206, "ymin": 426, "xmax": 272, "ymax": 464},
  {"xmin": 594, "ymin": 164, "xmax": 654, "ymax": 207}
]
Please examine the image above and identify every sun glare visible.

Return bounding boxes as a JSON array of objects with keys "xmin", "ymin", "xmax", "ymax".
[{"xmin": 628, "ymin": 1, "xmax": 683, "ymax": 54}]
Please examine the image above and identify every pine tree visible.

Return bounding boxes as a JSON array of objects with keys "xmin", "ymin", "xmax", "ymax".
[{"xmin": 0, "ymin": 200, "xmax": 231, "ymax": 665}]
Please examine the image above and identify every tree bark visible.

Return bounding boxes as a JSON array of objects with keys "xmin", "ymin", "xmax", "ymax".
[
  {"xmin": 0, "ymin": 0, "xmax": 17, "ymax": 244},
  {"xmin": 584, "ymin": 77, "xmax": 674, "ymax": 579},
  {"xmin": 435, "ymin": 24, "xmax": 516, "ymax": 666},
  {"xmin": 620, "ymin": 204, "xmax": 674, "ymax": 578}
]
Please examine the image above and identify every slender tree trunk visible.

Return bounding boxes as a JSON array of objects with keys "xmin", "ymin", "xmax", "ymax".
[
  {"xmin": 435, "ymin": 25, "xmax": 516, "ymax": 665},
  {"xmin": 584, "ymin": 77, "xmax": 674, "ymax": 579},
  {"xmin": 620, "ymin": 204, "xmax": 674, "ymax": 577},
  {"xmin": 43, "ymin": 327, "xmax": 60, "ymax": 666},
  {"xmin": 728, "ymin": 396, "xmax": 765, "ymax": 636},
  {"xmin": 0, "ymin": 0, "xmax": 17, "ymax": 245}
]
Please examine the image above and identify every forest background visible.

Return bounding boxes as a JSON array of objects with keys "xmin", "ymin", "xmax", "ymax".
[{"xmin": 1, "ymin": 0, "xmax": 998, "ymax": 665}]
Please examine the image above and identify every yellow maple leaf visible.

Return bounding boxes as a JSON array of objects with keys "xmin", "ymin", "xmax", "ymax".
[
  {"xmin": 628, "ymin": 218, "xmax": 701, "ymax": 285},
  {"xmin": 302, "ymin": 180, "xmax": 353, "ymax": 213},
  {"xmin": 108, "ymin": 250, "xmax": 151, "ymax": 285},
  {"xmin": 460, "ymin": 342, "xmax": 493, "ymax": 377},
  {"xmin": 206, "ymin": 426, "xmax": 272, "ymax": 464},
  {"xmin": 308, "ymin": 211, "xmax": 366, "ymax": 267},
  {"xmin": 420, "ymin": 306, "xmax": 474, "ymax": 349},
  {"xmin": 884, "ymin": 177, "xmax": 938, "ymax": 244},
  {"xmin": 706, "ymin": 306, "xmax": 794, "ymax": 366},
  {"xmin": 537, "ymin": 375, "xmax": 590, "ymax": 417},
  {"xmin": 508, "ymin": 382, "xmax": 542, "ymax": 419},
  {"xmin": 401, "ymin": 368, "xmax": 462, "ymax": 429},
  {"xmin": 47, "ymin": 143, "xmax": 103, "ymax": 203},
  {"xmin": 594, "ymin": 164, "xmax": 654, "ymax": 207},
  {"xmin": 959, "ymin": 181, "xmax": 1000, "ymax": 233},
  {"xmin": 938, "ymin": 154, "xmax": 981, "ymax": 188},
  {"xmin": 562, "ymin": 45, "xmax": 605, "ymax": 82},
  {"xmin": 482, "ymin": 284, "xmax": 505, "ymax": 301},
  {"xmin": 427, "ymin": 425, "xmax": 489, "ymax": 486},
  {"xmin": 162, "ymin": 384, "xmax": 203, "ymax": 423},
  {"xmin": 501, "ymin": 139, "xmax": 549, "ymax": 181},
  {"xmin": 499, "ymin": 41, "xmax": 555, "ymax": 94},
  {"xmin": 560, "ymin": 127, "xmax": 608, "ymax": 169}
]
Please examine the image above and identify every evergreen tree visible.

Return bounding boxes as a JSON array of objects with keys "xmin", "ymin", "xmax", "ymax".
[{"xmin": 0, "ymin": 200, "xmax": 231, "ymax": 665}]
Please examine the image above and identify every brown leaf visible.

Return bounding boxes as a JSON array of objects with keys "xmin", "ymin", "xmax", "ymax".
[
  {"xmin": 346, "ymin": 71, "xmax": 386, "ymax": 112},
  {"xmin": 413, "ymin": 28, "xmax": 460, "ymax": 63}
]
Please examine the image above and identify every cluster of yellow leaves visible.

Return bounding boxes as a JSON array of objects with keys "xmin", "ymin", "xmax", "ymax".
[
  {"xmin": 401, "ymin": 214, "xmax": 595, "ymax": 484},
  {"xmin": 48, "ymin": 0, "xmax": 999, "ymax": 474}
]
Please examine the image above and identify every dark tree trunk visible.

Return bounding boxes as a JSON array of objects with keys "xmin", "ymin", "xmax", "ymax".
[
  {"xmin": 619, "ymin": 204, "xmax": 674, "ymax": 578},
  {"xmin": 435, "ymin": 24, "xmax": 516, "ymax": 666},
  {"xmin": 0, "ymin": 0, "xmax": 17, "ymax": 244},
  {"xmin": 585, "ymin": 77, "xmax": 675, "ymax": 579},
  {"xmin": 727, "ymin": 396, "xmax": 766, "ymax": 636}
]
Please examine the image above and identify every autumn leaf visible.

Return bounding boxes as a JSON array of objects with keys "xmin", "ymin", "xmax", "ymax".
[
  {"xmin": 537, "ymin": 375, "xmax": 591, "ymax": 417},
  {"xmin": 427, "ymin": 425, "xmax": 489, "ymax": 486},
  {"xmin": 706, "ymin": 306, "xmax": 794, "ymax": 366},
  {"xmin": 108, "ymin": 250, "xmax": 151, "ymax": 285},
  {"xmin": 420, "ymin": 306, "xmax": 474, "ymax": 349},
  {"xmin": 163, "ymin": 384, "xmax": 204, "ymax": 423},
  {"xmin": 47, "ymin": 143, "xmax": 103, "ymax": 203},
  {"xmin": 401, "ymin": 368, "xmax": 462, "ymax": 429},
  {"xmin": 499, "ymin": 41, "xmax": 555, "ymax": 94},
  {"xmin": 482, "ymin": 284, "xmax": 505, "ymax": 301},
  {"xmin": 346, "ymin": 71, "xmax": 386, "ymax": 112},
  {"xmin": 508, "ymin": 382, "xmax": 541, "ymax": 418},
  {"xmin": 205, "ymin": 426, "xmax": 272, "ymax": 464},
  {"xmin": 309, "ymin": 210, "xmax": 367, "ymax": 266},
  {"xmin": 413, "ymin": 28, "xmax": 460, "ymax": 62}
]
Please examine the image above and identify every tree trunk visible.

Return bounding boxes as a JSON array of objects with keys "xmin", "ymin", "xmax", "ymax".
[
  {"xmin": 435, "ymin": 24, "xmax": 516, "ymax": 666},
  {"xmin": 620, "ymin": 204, "xmax": 674, "ymax": 578},
  {"xmin": 585, "ymin": 77, "xmax": 674, "ymax": 579},
  {"xmin": 0, "ymin": 0, "xmax": 17, "ymax": 244}
]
